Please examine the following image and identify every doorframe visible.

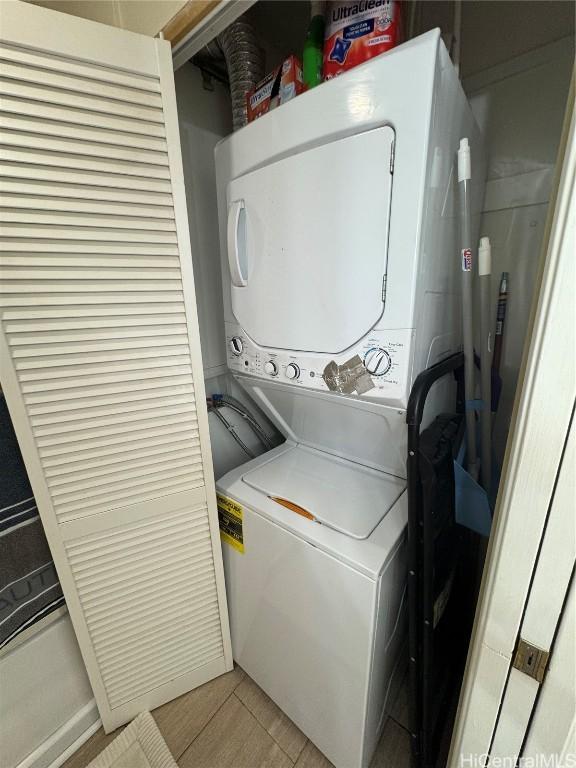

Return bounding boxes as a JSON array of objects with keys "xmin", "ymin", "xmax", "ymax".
[
  {"xmin": 448, "ymin": 74, "xmax": 575, "ymax": 765},
  {"xmin": 170, "ymin": 0, "xmax": 257, "ymax": 71}
]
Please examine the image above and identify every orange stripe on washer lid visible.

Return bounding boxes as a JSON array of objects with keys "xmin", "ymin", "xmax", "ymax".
[{"xmin": 270, "ymin": 496, "xmax": 316, "ymax": 521}]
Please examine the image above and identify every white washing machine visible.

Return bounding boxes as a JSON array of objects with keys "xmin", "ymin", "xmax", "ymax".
[
  {"xmin": 214, "ymin": 29, "xmax": 483, "ymax": 768},
  {"xmin": 216, "ymin": 442, "xmax": 407, "ymax": 768}
]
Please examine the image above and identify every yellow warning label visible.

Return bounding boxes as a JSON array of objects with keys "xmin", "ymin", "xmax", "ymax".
[{"xmin": 217, "ymin": 494, "xmax": 244, "ymax": 553}]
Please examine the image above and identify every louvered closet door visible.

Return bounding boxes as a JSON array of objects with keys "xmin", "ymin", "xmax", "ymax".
[{"xmin": 0, "ymin": 0, "xmax": 232, "ymax": 731}]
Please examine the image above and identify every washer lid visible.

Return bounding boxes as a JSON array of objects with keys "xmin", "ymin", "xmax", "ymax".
[{"xmin": 241, "ymin": 444, "xmax": 406, "ymax": 540}]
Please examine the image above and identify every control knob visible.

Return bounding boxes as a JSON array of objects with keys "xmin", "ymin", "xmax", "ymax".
[
  {"xmin": 364, "ymin": 347, "xmax": 392, "ymax": 376},
  {"xmin": 264, "ymin": 360, "xmax": 278, "ymax": 376},
  {"xmin": 285, "ymin": 363, "xmax": 300, "ymax": 380},
  {"xmin": 230, "ymin": 336, "xmax": 243, "ymax": 356}
]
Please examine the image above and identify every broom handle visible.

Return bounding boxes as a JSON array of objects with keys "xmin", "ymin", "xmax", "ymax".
[
  {"xmin": 458, "ymin": 138, "xmax": 478, "ymax": 480},
  {"xmin": 479, "ymin": 237, "xmax": 492, "ymax": 493}
]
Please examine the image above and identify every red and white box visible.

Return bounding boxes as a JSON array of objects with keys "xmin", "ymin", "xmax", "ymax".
[{"xmin": 246, "ymin": 55, "xmax": 304, "ymax": 123}]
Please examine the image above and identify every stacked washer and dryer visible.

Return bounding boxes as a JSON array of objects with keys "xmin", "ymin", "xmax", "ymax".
[{"xmin": 214, "ymin": 29, "xmax": 484, "ymax": 768}]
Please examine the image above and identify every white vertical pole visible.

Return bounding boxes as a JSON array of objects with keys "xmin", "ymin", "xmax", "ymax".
[
  {"xmin": 452, "ymin": 0, "xmax": 462, "ymax": 76},
  {"xmin": 458, "ymin": 138, "xmax": 478, "ymax": 480},
  {"xmin": 479, "ymin": 237, "xmax": 493, "ymax": 493}
]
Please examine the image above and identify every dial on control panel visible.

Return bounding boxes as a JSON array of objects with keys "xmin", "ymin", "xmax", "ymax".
[
  {"xmin": 285, "ymin": 363, "xmax": 300, "ymax": 380},
  {"xmin": 364, "ymin": 347, "xmax": 392, "ymax": 376},
  {"xmin": 264, "ymin": 360, "xmax": 278, "ymax": 376},
  {"xmin": 230, "ymin": 336, "xmax": 243, "ymax": 356}
]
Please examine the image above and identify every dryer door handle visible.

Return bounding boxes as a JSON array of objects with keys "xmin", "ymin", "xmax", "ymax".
[{"xmin": 227, "ymin": 199, "xmax": 248, "ymax": 288}]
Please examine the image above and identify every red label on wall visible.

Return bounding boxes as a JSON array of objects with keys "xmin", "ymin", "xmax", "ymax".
[{"xmin": 461, "ymin": 248, "xmax": 472, "ymax": 272}]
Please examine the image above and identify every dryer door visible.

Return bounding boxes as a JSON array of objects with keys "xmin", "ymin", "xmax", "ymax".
[{"xmin": 226, "ymin": 126, "xmax": 395, "ymax": 354}]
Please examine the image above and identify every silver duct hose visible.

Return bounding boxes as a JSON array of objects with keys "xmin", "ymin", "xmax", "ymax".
[
  {"xmin": 217, "ymin": 21, "xmax": 264, "ymax": 131},
  {"xmin": 209, "ymin": 406, "xmax": 256, "ymax": 459},
  {"xmin": 212, "ymin": 394, "xmax": 274, "ymax": 450}
]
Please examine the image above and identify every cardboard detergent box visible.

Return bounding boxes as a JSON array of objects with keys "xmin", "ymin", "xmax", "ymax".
[{"xmin": 246, "ymin": 56, "xmax": 304, "ymax": 123}]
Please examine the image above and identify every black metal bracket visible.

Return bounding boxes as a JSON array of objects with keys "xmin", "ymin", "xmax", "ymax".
[{"xmin": 406, "ymin": 352, "xmax": 465, "ymax": 768}]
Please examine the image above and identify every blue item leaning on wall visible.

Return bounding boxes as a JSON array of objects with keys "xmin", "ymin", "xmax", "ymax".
[{"xmin": 454, "ymin": 438, "xmax": 492, "ymax": 537}]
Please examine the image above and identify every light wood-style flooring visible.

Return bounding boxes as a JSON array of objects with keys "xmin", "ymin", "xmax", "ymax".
[{"xmin": 63, "ymin": 667, "xmax": 410, "ymax": 768}]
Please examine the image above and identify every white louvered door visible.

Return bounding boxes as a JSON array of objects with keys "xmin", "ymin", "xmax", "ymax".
[{"xmin": 0, "ymin": 0, "xmax": 232, "ymax": 731}]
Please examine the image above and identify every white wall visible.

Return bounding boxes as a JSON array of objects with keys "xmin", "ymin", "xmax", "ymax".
[
  {"xmin": 460, "ymin": 0, "xmax": 574, "ymax": 78},
  {"xmin": 418, "ymin": 0, "xmax": 574, "ymax": 78},
  {"xmin": 175, "ymin": 63, "xmax": 278, "ymax": 478},
  {"xmin": 464, "ymin": 37, "xmax": 574, "ymax": 466},
  {"xmin": 0, "ymin": 614, "xmax": 97, "ymax": 768},
  {"xmin": 415, "ymin": 3, "xmax": 574, "ymax": 471},
  {"xmin": 176, "ymin": 63, "xmax": 231, "ymax": 380}
]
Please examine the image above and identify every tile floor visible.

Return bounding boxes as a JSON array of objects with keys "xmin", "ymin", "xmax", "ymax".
[{"xmin": 63, "ymin": 667, "xmax": 411, "ymax": 768}]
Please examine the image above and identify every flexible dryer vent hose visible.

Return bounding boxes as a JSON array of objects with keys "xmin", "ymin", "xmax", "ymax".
[{"xmin": 217, "ymin": 21, "xmax": 264, "ymax": 130}]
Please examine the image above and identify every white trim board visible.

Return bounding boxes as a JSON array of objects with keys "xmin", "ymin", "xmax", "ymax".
[
  {"xmin": 16, "ymin": 700, "xmax": 100, "ymax": 768},
  {"xmin": 0, "ymin": 605, "xmax": 68, "ymax": 658},
  {"xmin": 172, "ymin": 0, "xmax": 257, "ymax": 71},
  {"xmin": 483, "ymin": 167, "xmax": 554, "ymax": 212},
  {"xmin": 204, "ymin": 364, "xmax": 229, "ymax": 381}
]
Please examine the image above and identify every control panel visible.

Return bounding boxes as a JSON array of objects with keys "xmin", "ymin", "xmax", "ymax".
[{"xmin": 225, "ymin": 322, "xmax": 412, "ymax": 404}]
